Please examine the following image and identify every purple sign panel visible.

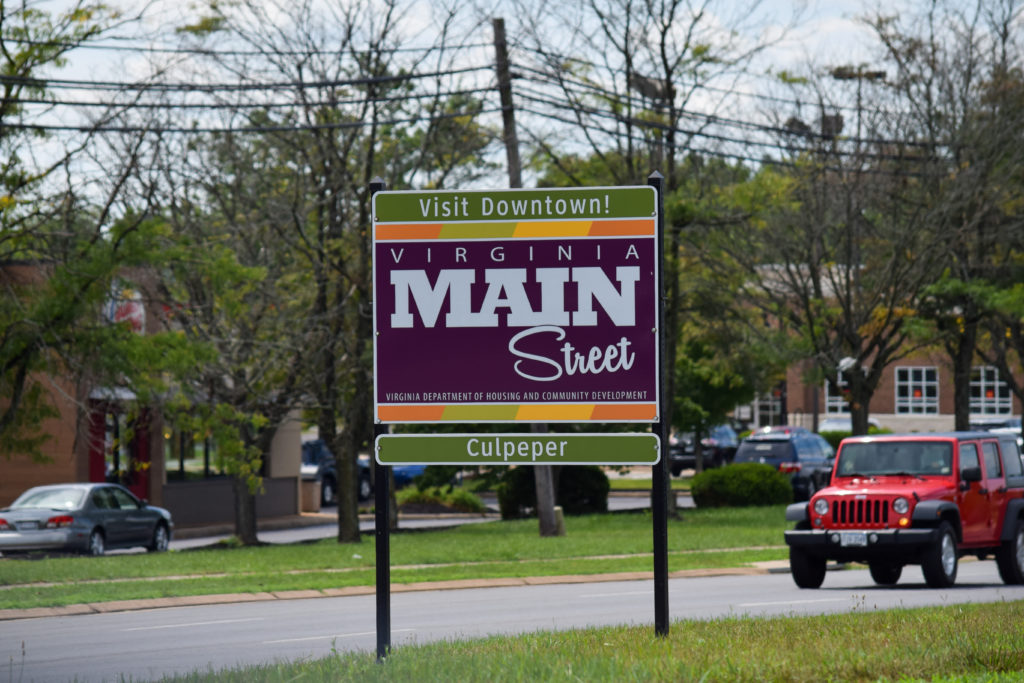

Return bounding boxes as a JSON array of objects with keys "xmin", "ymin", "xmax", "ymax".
[{"xmin": 372, "ymin": 187, "xmax": 658, "ymax": 423}]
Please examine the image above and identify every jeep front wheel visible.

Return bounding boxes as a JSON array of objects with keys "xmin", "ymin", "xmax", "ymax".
[
  {"xmin": 789, "ymin": 547, "xmax": 826, "ymax": 588},
  {"xmin": 921, "ymin": 522, "xmax": 958, "ymax": 588},
  {"xmin": 996, "ymin": 517, "xmax": 1024, "ymax": 585},
  {"xmin": 868, "ymin": 561, "xmax": 902, "ymax": 586}
]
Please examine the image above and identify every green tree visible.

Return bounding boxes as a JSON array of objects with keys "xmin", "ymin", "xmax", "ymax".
[
  {"xmin": 869, "ymin": 0, "xmax": 1024, "ymax": 429},
  {"xmin": 150, "ymin": 0, "xmax": 494, "ymax": 543},
  {"xmin": 0, "ymin": 1, "xmax": 192, "ymax": 459}
]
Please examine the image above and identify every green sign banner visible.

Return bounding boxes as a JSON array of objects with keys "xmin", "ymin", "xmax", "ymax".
[
  {"xmin": 375, "ymin": 433, "xmax": 660, "ymax": 466},
  {"xmin": 374, "ymin": 186, "xmax": 657, "ymax": 223}
]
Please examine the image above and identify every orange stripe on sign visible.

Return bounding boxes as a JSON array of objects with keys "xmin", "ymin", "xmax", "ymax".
[
  {"xmin": 588, "ymin": 219, "xmax": 655, "ymax": 236},
  {"xmin": 515, "ymin": 404, "xmax": 595, "ymax": 421},
  {"xmin": 375, "ymin": 224, "xmax": 442, "ymax": 240},
  {"xmin": 590, "ymin": 404, "xmax": 658, "ymax": 420},
  {"xmin": 377, "ymin": 405, "xmax": 446, "ymax": 421}
]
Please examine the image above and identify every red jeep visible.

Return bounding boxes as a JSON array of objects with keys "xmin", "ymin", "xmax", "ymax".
[{"xmin": 784, "ymin": 432, "xmax": 1024, "ymax": 588}]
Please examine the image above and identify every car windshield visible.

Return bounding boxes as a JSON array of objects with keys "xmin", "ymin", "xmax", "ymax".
[
  {"xmin": 10, "ymin": 487, "xmax": 85, "ymax": 511},
  {"xmin": 735, "ymin": 441, "xmax": 791, "ymax": 461},
  {"xmin": 836, "ymin": 442, "xmax": 953, "ymax": 477}
]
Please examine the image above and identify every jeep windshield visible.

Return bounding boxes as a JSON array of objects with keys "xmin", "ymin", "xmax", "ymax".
[{"xmin": 835, "ymin": 441, "xmax": 953, "ymax": 477}]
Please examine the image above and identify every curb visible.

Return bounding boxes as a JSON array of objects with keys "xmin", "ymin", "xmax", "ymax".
[{"xmin": 0, "ymin": 564, "xmax": 790, "ymax": 622}]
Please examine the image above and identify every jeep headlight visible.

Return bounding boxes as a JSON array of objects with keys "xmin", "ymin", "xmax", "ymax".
[
  {"xmin": 813, "ymin": 498, "xmax": 829, "ymax": 516},
  {"xmin": 893, "ymin": 497, "xmax": 909, "ymax": 515}
]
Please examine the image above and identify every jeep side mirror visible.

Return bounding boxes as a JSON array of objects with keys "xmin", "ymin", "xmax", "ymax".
[{"xmin": 961, "ymin": 466, "xmax": 982, "ymax": 483}]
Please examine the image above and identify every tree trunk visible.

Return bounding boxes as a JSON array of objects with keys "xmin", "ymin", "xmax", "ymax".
[
  {"xmin": 532, "ymin": 424, "xmax": 562, "ymax": 536},
  {"xmin": 535, "ymin": 464, "xmax": 562, "ymax": 536},
  {"xmin": 336, "ymin": 407, "xmax": 362, "ymax": 543},
  {"xmin": 232, "ymin": 475, "xmax": 259, "ymax": 545},
  {"xmin": 949, "ymin": 319, "xmax": 979, "ymax": 432}
]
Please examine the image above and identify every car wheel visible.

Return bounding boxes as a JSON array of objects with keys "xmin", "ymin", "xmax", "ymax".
[
  {"xmin": 868, "ymin": 561, "xmax": 902, "ymax": 586},
  {"xmin": 996, "ymin": 516, "xmax": 1024, "ymax": 585},
  {"xmin": 789, "ymin": 547, "xmax": 826, "ymax": 588},
  {"xmin": 87, "ymin": 530, "xmax": 105, "ymax": 557},
  {"xmin": 148, "ymin": 524, "xmax": 170, "ymax": 553},
  {"xmin": 670, "ymin": 465, "xmax": 682, "ymax": 477},
  {"xmin": 358, "ymin": 474, "xmax": 372, "ymax": 502},
  {"xmin": 921, "ymin": 522, "xmax": 958, "ymax": 588},
  {"xmin": 321, "ymin": 477, "xmax": 336, "ymax": 506}
]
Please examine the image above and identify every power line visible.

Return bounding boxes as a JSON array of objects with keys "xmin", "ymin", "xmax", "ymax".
[
  {"xmin": 0, "ymin": 104, "xmax": 502, "ymax": 135},
  {"xmin": 0, "ymin": 35, "xmax": 493, "ymax": 57},
  {"xmin": 514, "ymin": 88, "xmax": 938, "ymax": 168},
  {"xmin": 517, "ymin": 104, "xmax": 938, "ymax": 178},
  {"xmin": 0, "ymin": 64, "xmax": 493, "ymax": 93},
  {"xmin": 12, "ymin": 84, "xmax": 498, "ymax": 112},
  {"xmin": 512, "ymin": 45, "xmax": 905, "ymax": 121},
  {"xmin": 515, "ymin": 65, "xmax": 936, "ymax": 151}
]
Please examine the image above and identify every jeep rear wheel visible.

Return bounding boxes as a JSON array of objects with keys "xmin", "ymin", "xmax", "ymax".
[
  {"xmin": 789, "ymin": 547, "xmax": 826, "ymax": 588},
  {"xmin": 996, "ymin": 517, "xmax": 1024, "ymax": 585},
  {"xmin": 921, "ymin": 522, "xmax": 958, "ymax": 588},
  {"xmin": 868, "ymin": 561, "xmax": 902, "ymax": 586}
]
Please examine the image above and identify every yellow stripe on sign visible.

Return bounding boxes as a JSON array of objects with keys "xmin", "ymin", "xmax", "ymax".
[
  {"xmin": 512, "ymin": 221, "xmax": 593, "ymax": 237},
  {"xmin": 437, "ymin": 223, "xmax": 517, "ymax": 239}
]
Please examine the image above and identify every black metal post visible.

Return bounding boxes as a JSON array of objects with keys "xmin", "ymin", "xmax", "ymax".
[
  {"xmin": 373, "ymin": 425, "xmax": 390, "ymax": 661},
  {"xmin": 649, "ymin": 171, "xmax": 670, "ymax": 636},
  {"xmin": 370, "ymin": 178, "xmax": 391, "ymax": 661}
]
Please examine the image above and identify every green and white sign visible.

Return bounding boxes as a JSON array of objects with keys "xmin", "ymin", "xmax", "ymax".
[{"xmin": 375, "ymin": 433, "xmax": 659, "ymax": 466}]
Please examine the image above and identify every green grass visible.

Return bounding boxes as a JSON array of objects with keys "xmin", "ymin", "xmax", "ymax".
[
  {"xmin": 0, "ymin": 506, "xmax": 786, "ymax": 609},
  {"xmin": 156, "ymin": 601, "xmax": 1024, "ymax": 682},
  {"xmin": 607, "ymin": 476, "xmax": 691, "ymax": 491}
]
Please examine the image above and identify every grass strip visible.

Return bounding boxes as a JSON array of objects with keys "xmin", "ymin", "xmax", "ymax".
[
  {"xmin": 606, "ymin": 477, "xmax": 691, "ymax": 491},
  {"xmin": 0, "ymin": 548, "xmax": 788, "ymax": 610},
  {"xmin": 156, "ymin": 601, "xmax": 1024, "ymax": 682}
]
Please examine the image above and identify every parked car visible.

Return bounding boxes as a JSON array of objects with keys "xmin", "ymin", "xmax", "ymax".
[
  {"xmin": 0, "ymin": 483, "xmax": 173, "ymax": 557},
  {"xmin": 817, "ymin": 416, "xmax": 883, "ymax": 433},
  {"xmin": 301, "ymin": 440, "xmax": 372, "ymax": 505},
  {"xmin": 669, "ymin": 424, "xmax": 739, "ymax": 475},
  {"xmin": 392, "ymin": 465, "xmax": 427, "ymax": 488},
  {"xmin": 785, "ymin": 431, "xmax": 1024, "ymax": 589},
  {"xmin": 970, "ymin": 417, "xmax": 1024, "ymax": 449},
  {"xmin": 733, "ymin": 430, "xmax": 835, "ymax": 501}
]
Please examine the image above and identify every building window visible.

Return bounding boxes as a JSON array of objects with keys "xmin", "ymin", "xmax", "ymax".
[
  {"xmin": 164, "ymin": 427, "xmax": 227, "ymax": 480},
  {"xmin": 970, "ymin": 366, "xmax": 1012, "ymax": 415},
  {"xmin": 824, "ymin": 372, "xmax": 851, "ymax": 414},
  {"xmin": 755, "ymin": 390, "xmax": 784, "ymax": 427},
  {"xmin": 895, "ymin": 367, "xmax": 939, "ymax": 414}
]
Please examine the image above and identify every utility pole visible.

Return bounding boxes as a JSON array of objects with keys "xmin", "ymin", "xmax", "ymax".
[
  {"xmin": 492, "ymin": 17, "xmax": 561, "ymax": 537},
  {"xmin": 493, "ymin": 18, "xmax": 522, "ymax": 188}
]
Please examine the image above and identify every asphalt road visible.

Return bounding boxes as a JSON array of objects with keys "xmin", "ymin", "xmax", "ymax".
[{"xmin": 3, "ymin": 561, "xmax": 1022, "ymax": 682}]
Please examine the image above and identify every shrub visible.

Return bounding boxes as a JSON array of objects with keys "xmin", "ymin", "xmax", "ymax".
[
  {"xmin": 396, "ymin": 486, "xmax": 487, "ymax": 513},
  {"xmin": 821, "ymin": 426, "xmax": 892, "ymax": 450},
  {"xmin": 691, "ymin": 463, "xmax": 792, "ymax": 508},
  {"xmin": 496, "ymin": 466, "xmax": 610, "ymax": 519}
]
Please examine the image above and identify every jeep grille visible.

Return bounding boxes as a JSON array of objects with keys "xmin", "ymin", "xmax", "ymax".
[{"xmin": 831, "ymin": 498, "xmax": 889, "ymax": 527}]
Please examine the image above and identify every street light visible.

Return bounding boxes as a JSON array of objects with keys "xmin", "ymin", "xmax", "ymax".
[{"xmin": 829, "ymin": 65, "xmax": 886, "ymax": 144}]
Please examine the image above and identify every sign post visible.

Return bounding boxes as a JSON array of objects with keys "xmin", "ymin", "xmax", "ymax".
[{"xmin": 370, "ymin": 182, "xmax": 666, "ymax": 656}]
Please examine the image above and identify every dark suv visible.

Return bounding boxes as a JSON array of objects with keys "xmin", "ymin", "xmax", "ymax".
[
  {"xmin": 785, "ymin": 432, "xmax": 1024, "ymax": 589},
  {"xmin": 669, "ymin": 424, "xmax": 739, "ymax": 475},
  {"xmin": 733, "ymin": 428, "xmax": 835, "ymax": 501},
  {"xmin": 301, "ymin": 440, "xmax": 372, "ymax": 505}
]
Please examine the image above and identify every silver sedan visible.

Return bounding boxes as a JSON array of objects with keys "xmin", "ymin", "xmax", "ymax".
[{"xmin": 0, "ymin": 483, "xmax": 173, "ymax": 556}]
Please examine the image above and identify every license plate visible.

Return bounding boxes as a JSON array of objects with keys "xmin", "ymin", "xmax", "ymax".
[
  {"xmin": 840, "ymin": 531, "xmax": 867, "ymax": 547},
  {"xmin": 16, "ymin": 521, "xmax": 39, "ymax": 531}
]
